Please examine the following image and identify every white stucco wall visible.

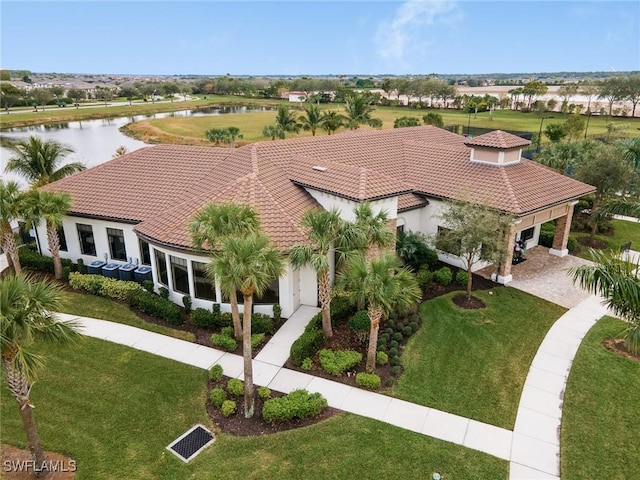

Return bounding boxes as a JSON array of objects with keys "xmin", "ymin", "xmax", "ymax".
[
  {"xmin": 35, "ymin": 216, "xmax": 144, "ymax": 266},
  {"xmin": 304, "ymin": 188, "xmax": 398, "ymax": 222}
]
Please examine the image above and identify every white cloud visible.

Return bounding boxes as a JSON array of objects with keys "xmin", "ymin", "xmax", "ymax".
[{"xmin": 375, "ymin": 0, "xmax": 460, "ymax": 67}]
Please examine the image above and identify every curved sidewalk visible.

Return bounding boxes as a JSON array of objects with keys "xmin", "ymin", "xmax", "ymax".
[
  {"xmin": 509, "ymin": 295, "xmax": 610, "ymax": 480},
  {"xmin": 56, "ymin": 311, "xmax": 513, "ymax": 462}
]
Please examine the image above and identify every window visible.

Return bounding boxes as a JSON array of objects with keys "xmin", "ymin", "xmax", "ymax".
[
  {"xmin": 436, "ymin": 226, "xmax": 461, "ymax": 256},
  {"xmin": 154, "ymin": 249, "xmax": 168, "ymax": 285},
  {"xmin": 107, "ymin": 228, "xmax": 127, "ymax": 261},
  {"xmin": 170, "ymin": 255, "xmax": 189, "ymax": 294},
  {"xmin": 76, "ymin": 224, "xmax": 96, "ymax": 256},
  {"xmin": 520, "ymin": 227, "xmax": 535, "ymax": 242},
  {"xmin": 57, "ymin": 226, "xmax": 68, "ymax": 252},
  {"xmin": 192, "ymin": 261, "xmax": 216, "ymax": 301},
  {"xmin": 139, "ymin": 239, "xmax": 151, "ymax": 265},
  {"xmin": 255, "ymin": 277, "xmax": 280, "ymax": 304},
  {"xmin": 396, "ymin": 225, "xmax": 405, "ymax": 234}
]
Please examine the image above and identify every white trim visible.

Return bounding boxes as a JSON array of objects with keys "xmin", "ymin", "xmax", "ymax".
[{"xmin": 549, "ymin": 248, "xmax": 569, "ymax": 257}]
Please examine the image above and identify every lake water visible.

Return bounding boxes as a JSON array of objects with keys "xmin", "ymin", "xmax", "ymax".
[{"xmin": 0, "ymin": 106, "xmax": 274, "ymax": 186}]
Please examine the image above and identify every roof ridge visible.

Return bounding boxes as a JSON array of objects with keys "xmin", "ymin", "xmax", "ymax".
[
  {"xmin": 358, "ymin": 167, "xmax": 367, "ymax": 200},
  {"xmin": 499, "ymin": 166, "xmax": 522, "ymax": 213}
]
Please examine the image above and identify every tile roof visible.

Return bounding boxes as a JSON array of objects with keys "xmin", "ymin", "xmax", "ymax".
[
  {"xmin": 44, "ymin": 126, "xmax": 594, "ymax": 251},
  {"xmin": 464, "ymin": 130, "xmax": 531, "ymax": 149}
]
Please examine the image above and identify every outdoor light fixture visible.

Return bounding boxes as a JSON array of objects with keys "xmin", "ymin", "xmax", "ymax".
[{"xmin": 432, "ymin": 473, "xmax": 442, "ymax": 480}]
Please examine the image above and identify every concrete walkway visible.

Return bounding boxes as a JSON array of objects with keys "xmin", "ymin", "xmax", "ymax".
[
  {"xmin": 613, "ymin": 214, "xmax": 639, "ymax": 223},
  {"xmin": 56, "ymin": 311, "xmax": 514, "ymax": 462},
  {"xmin": 509, "ymin": 295, "xmax": 611, "ymax": 480}
]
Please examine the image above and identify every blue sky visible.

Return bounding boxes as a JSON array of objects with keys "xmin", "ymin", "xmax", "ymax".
[{"xmin": 1, "ymin": 1, "xmax": 638, "ymax": 75}]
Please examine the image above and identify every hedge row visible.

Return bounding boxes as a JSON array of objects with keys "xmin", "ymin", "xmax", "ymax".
[
  {"xmin": 69, "ymin": 272, "xmax": 143, "ymax": 300},
  {"xmin": 262, "ymin": 389, "xmax": 328, "ymax": 424},
  {"xmin": 290, "ymin": 312, "xmax": 325, "ymax": 366},
  {"xmin": 18, "ymin": 246, "xmax": 74, "ymax": 274}
]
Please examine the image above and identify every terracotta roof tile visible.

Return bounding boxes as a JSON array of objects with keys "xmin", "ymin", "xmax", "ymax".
[
  {"xmin": 464, "ymin": 130, "xmax": 531, "ymax": 149},
  {"xmin": 45, "ymin": 125, "xmax": 594, "ymax": 250}
]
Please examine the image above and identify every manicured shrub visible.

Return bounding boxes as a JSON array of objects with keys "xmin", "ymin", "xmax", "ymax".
[
  {"xmin": 318, "ymin": 349, "xmax": 362, "ymax": 376},
  {"xmin": 258, "ymin": 386, "xmax": 272, "ymax": 400},
  {"xmin": 182, "ymin": 295, "xmax": 192, "ymax": 314},
  {"xmin": 290, "ymin": 327, "xmax": 325, "ymax": 366},
  {"xmin": 211, "ymin": 334, "xmax": 237, "ymax": 351},
  {"xmin": 455, "ymin": 270, "xmax": 469, "ymax": 287},
  {"xmin": 416, "ymin": 267, "xmax": 433, "ymax": 290},
  {"xmin": 210, "ymin": 387, "xmax": 226, "ymax": 409},
  {"xmin": 76, "ymin": 258, "xmax": 86, "ymax": 274},
  {"xmin": 384, "ymin": 377, "xmax": 395, "ymax": 387},
  {"xmin": 301, "ymin": 357, "xmax": 313, "ymax": 371},
  {"xmin": 219, "ymin": 312, "xmax": 233, "ymax": 327},
  {"xmin": 379, "ymin": 333, "xmax": 389, "ymax": 342},
  {"xmin": 227, "ymin": 379, "xmax": 244, "ymax": 397},
  {"xmin": 389, "ymin": 340, "xmax": 399, "ymax": 349},
  {"xmin": 62, "ymin": 266, "xmax": 71, "ymax": 282},
  {"xmin": 356, "ymin": 372, "xmax": 381, "ymax": 390},
  {"xmin": 191, "ymin": 308, "xmax": 216, "ymax": 328},
  {"xmin": 403, "ymin": 326, "xmax": 413, "ymax": 337},
  {"xmin": 142, "ymin": 280, "xmax": 154, "ymax": 293},
  {"xmin": 567, "ymin": 235, "xmax": 579, "ymax": 252},
  {"xmin": 385, "ymin": 328, "xmax": 394, "ymax": 336},
  {"xmin": 376, "ymin": 351, "xmax": 389, "ymax": 365},
  {"xmin": 348, "ymin": 311, "xmax": 370, "ymax": 342},
  {"xmin": 539, "ymin": 222, "xmax": 556, "ymax": 248},
  {"xmin": 208, "ymin": 364, "xmax": 224, "ymax": 381},
  {"xmin": 158, "ymin": 286, "xmax": 169, "ymax": 299},
  {"xmin": 251, "ymin": 333, "xmax": 266, "ymax": 349},
  {"xmin": 262, "ymin": 389, "xmax": 327, "ymax": 423},
  {"xmin": 18, "ymin": 246, "xmax": 73, "ymax": 274},
  {"xmin": 377, "ymin": 343, "xmax": 387, "ymax": 353},
  {"xmin": 128, "ymin": 289, "xmax": 183, "ymax": 325},
  {"xmin": 221, "ymin": 326, "xmax": 235, "ymax": 338},
  {"xmin": 391, "ymin": 355, "xmax": 402, "ymax": 366},
  {"xmin": 409, "ymin": 322, "xmax": 419, "ymax": 333},
  {"xmin": 69, "ymin": 272, "xmax": 143, "ymax": 300},
  {"xmin": 388, "ymin": 347, "xmax": 398, "ymax": 357},
  {"xmin": 272, "ymin": 304, "xmax": 282, "ymax": 322},
  {"xmin": 221, "ymin": 400, "xmax": 237, "ymax": 417},
  {"xmin": 391, "ymin": 365, "xmax": 403, "ymax": 376},
  {"xmin": 433, "ymin": 267, "xmax": 453, "ymax": 286},
  {"xmin": 393, "ymin": 332, "xmax": 403, "ymax": 342},
  {"xmin": 250, "ymin": 313, "xmax": 274, "ymax": 335},
  {"xmin": 330, "ymin": 295, "xmax": 356, "ymax": 323}
]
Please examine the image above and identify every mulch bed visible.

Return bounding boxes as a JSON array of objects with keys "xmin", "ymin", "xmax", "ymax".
[
  {"xmin": 602, "ymin": 338, "xmax": 640, "ymax": 363},
  {"xmin": 0, "ymin": 444, "xmax": 75, "ymax": 480},
  {"xmin": 577, "ymin": 237, "xmax": 609, "ymax": 249},
  {"xmin": 452, "ymin": 293, "xmax": 486, "ymax": 309},
  {"xmin": 206, "ymin": 380, "xmax": 339, "ymax": 436},
  {"xmin": 423, "ymin": 270, "xmax": 499, "ymax": 301}
]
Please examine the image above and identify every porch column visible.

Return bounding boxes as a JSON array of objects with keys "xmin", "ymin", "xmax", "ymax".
[
  {"xmin": 385, "ymin": 218, "xmax": 397, "ymax": 252},
  {"xmin": 494, "ymin": 223, "xmax": 518, "ymax": 284},
  {"xmin": 550, "ymin": 203, "xmax": 575, "ymax": 257}
]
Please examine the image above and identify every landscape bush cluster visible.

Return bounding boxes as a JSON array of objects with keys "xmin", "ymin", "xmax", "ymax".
[
  {"xmin": 375, "ymin": 313, "xmax": 423, "ymax": 377},
  {"xmin": 18, "ymin": 245, "xmax": 74, "ymax": 274},
  {"xmin": 318, "ymin": 349, "xmax": 362, "ymax": 376},
  {"xmin": 262, "ymin": 389, "xmax": 328, "ymax": 424}
]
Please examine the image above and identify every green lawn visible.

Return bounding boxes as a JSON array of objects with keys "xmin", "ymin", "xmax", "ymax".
[
  {"xmin": 393, "ymin": 288, "xmax": 566, "ymax": 429},
  {"xmin": 60, "ymin": 291, "xmax": 195, "ymax": 342},
  {"xmin": 0, "ymin": 337, "xmax": 507, "ymax": 479},
  {"xmin": 572, "ymin": 219, "xmax": 640, "ymax": 259},
  {"xmin": 561, "ymin": 316, "xmax": 640, "ymax": 480}
]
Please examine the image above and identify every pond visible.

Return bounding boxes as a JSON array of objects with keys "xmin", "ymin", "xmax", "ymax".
[{"xmin": 0, "ymin": 106, "xmax": 274, "ymax": 186}]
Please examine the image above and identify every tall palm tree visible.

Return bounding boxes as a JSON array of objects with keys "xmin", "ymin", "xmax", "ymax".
[
  {"xmin": 2, "ymin": 136, "xmax": 85, "ymax": 187},
  {"xmin": 262, "ymin": 125, "xmax": 285, "ymax": 140},
  {"xmin": 189, "ymin": 203, "xmax": 259, "ymax": 341},
  {"xmin": 337, "ymin": 253, "xmax": 421, "ymax": 371},
  {"xmin": 320, "ymin": 110, "xmax": 346, "ymax": 135},
  {"xmin": 0, "ymin": 180, "xmax": 25, "ymax": 274},
  {"xmin": 274, "ymin": 105, "xmax": 301, "ymax": 137},
  {"xmin": 205, "ymin": 128, "xmax": 229, "ymax": 145},
  {"xmin": 351, "ymin": 202, "xmax": 394, "ymax": 260},
  {"xmin": 600, "ymin": 197, "xmax": 640, "ymax": 219},
  {"xmin": 344, "ymin": 92, "xmax": 382, "ymax": 130},
  {"xmin": 1, "ymin": 274, "xmax": 80, "ymax": 475},
  {"xmin": 23, "ymin": 190, "xmax": 72, "ymax": 280},
  {"xmin": 210, "ymin": 233, "xmax": 284, "ymax": 418},
  {"xmin": 570, "ymin": 249, "xmax": 639, "ymax": 353},
  {"xmin": 298, "ymin": 104, "xmax": 324, "ymax": 136},
  {"xmin": 617, "ymin": 137, "xmax": 640, "ymax": 172},
  {"xmin": 289, "ymin": 208, "xmax": 351, "ymax": 339}
]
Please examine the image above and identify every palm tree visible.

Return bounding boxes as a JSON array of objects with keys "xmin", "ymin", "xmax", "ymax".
[
  {"xmin": 262, "ymin": 125, "xmax": 285, "ymax": 140},
  {"xmin": 189, "ymin": 203, "xmax": 259, "ymax": 341},
  {"xmin": 351, "ymin": 202, "xmax": 394, "ymax": 260},
  {"xmin": 1, "ymin": 274, "xmax": 81, "ymax": 475},
  {"xmin": 2, "ymin": 136, "xmax": 85, "ymax": 187},
  {"xmin": 570, "ymin": 249, "xmax": 639, "ymax": 353},
  {"xmin": 617, "ymin": 137, "xmax": 640, "ymax": 172},
  {"xmin": 1, "ymin": 180, "xmax": 25, "ymax": 274},
  {"xmin": 600, "ymin": 197, "xmax": 640, "ymax": 219},
  {"xmin": 23, "ymin": 190, "xmax": 72, "ymax": 280},
  {"xmin": 298, "ymin": 104, "xmax": 324, "ymax": 136},
  {"xmin": 344, "ymin": 92, "xmax": 382, "ymax": 130},
  {"xmin": 338, "ymin": 253, "xmax": 421, "ymax": 371},
  {"xmin": 320, "ymin": 111, "xmax": 346, "ymax": 135},
  {"xmin": 274, "ymin": 105, "xmax": 301, "ymax": 137},
  {"xmin": 289, "ymin": 208, "xmax": 349, "ymax": 339},
  {"xmin": 225, "ymin": 127, "xmax": 243, "ymax": 149},
  {"xmin": 210, "ymin": 233, "xmax": 284, "ymax": 418},
  {"xmin": 205, "ymin": 128, "xmax": 230, "ymax": 145}
]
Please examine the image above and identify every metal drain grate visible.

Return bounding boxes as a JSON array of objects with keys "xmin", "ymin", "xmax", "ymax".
[{"xmin": 167, "ymin": 425, "xmax": 215, "ymax": 462}]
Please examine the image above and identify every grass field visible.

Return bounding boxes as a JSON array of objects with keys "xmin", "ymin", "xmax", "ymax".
[
  {"xmin": 60, "ymin": 291, "xmax": 195, "ymax": 342},
  {"xmin": 561, "ymin": 316, "xmax": 640, "ymax": 480},
  {"xmin": 393, "ymin": 288, "xmax": 566, "ymax": 429},
  {"xmin": 0, "ymin": 336, "xmax": 507, "ymax": 479},
  {"xmin": 126, "ymin": 104, "xmax": 640, "ymax": 147},
  {"xmin": 572, "ymin": 219, "xmax": 640, "ymax": 259}
]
